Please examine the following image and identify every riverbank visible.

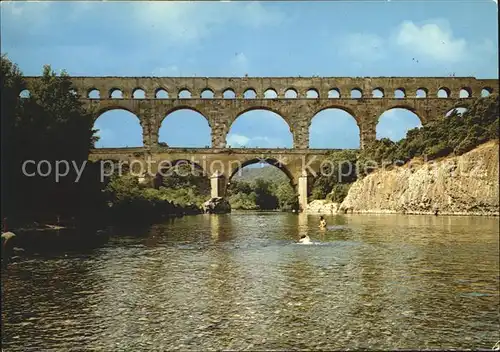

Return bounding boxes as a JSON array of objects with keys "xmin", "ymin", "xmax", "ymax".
[{"xmin": 307, "ymin": 141, "xmax": 499, "ymax": 216}]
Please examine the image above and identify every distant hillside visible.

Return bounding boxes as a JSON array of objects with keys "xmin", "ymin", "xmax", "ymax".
[{"xmin": 232, "ymin": 165, "xmax": 288, "ymax": 182}]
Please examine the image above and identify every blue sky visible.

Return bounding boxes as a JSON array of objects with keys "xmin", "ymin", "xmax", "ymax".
[{"xmin": 1, "ymin": 0, "xmax": 498, "ymax": 149}]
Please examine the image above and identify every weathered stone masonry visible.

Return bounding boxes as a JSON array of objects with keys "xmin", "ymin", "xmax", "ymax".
[
  {"xmin": 21, "ymin": 76, "xmax": 498, "ymax": 210},
  {"xmin": 23, "ymin": 76, "xmax": 497, "ymax": 149}
]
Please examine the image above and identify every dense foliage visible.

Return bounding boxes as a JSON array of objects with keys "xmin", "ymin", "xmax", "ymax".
[
  {"xmin": 309, "ymin": 95, "xmax": 499, "ymax": 201},
  {"xmin": 227, "ymin": 178, "xmax": 298, "ymax": 211},
  {"xmin": 358, "ymin": 95, "xmax": 499, "ymax": 171},
  {"xmin": 1, "ymin": 55, "xmax": 102, "ymax": 225}
]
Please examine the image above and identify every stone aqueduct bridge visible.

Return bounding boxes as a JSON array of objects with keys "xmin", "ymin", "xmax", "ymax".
[{"xmin": 23, "ymin": 76, "xmax": 498, "ymax": 210}]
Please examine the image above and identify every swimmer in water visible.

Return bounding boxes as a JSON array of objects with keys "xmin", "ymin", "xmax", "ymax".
[
  {"xmin": 319, "ymin": 216, "xmax": 327, "ymax": 229},
  {"xmin": 298, "ymin": 234, "xmax": 311, "ymax": 244}
]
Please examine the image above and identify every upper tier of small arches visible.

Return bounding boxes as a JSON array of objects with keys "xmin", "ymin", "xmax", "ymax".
[{"xmin": 19, "ymin": 77, "xmax": 497, "ymax": 100}]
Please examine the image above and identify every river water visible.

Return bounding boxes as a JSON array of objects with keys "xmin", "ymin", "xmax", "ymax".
[{"xmin": 1, "ymin": 212, "xmax": 499, "ymax": 351}]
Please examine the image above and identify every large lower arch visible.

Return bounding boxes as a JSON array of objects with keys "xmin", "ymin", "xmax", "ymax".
[
  {"xmin": 376, "ymin": 108, "xmax": 422, "ymax": 142},
  {"xmin": 93, "ymin": 108, "xmax": 143, "ymax": 148},
  {"xmin": 227, "ymin": 158, "xmax": 297, "ymax": 211},
  {"xmin": 309, "ymin": 108, "xmax": 360, "ymax": 148},
  {"xmin": 159, "ymin": 108, "xmax": 211, "ymax": 147},
  {"xmin": 229, "ymin": 158, "xmax": 295, "ymax": 183},
  {"xmin": 227, "ymin": 108, "xmax": 293, "ymax": 148}
]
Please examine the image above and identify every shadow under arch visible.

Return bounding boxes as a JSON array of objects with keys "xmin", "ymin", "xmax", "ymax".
[
  {"xmin": 227, "ymin": 107, "xmax": 293, "ymax": 148},
  {"xmin": 309, "ymin": 107, "xmax": 360, "ymax": 149},
  {"xmin": 229, "ymin": 158, "xmax": 295, "ymax": 186},
  {"xmin": 159, "ymin": 107, "xmax": 211, "ymax": 147},
  {"xmin": 158, "ymin": 159, "xmax": 208, "ymax": 176},
  {"xmin": 93, "ymin": 108, "xmax": 143, "ymax": 148},
  {"xmin": 376, "ymin": 107, "xmax": 422, "ymax": 142}
]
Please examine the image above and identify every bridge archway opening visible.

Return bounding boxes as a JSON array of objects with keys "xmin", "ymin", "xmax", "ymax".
[
  {"xmin": 309, "ymin": 108, "xmax": 360, "ymax": 149},
  {"xmin": 351, "ymin": 88, "xmax": 362, "ymax": 99},
  {"xmin": 223, "ymin": 89, "xmax": 236, "ymax": 99},
  {"xmin": 243, "ymin": 89, "xmax": 257, "ymax": 99},
  {"xmin": 88, "ymin": 89, "xmax": 100, "ymax": 99},
  {"xmin": 156, "ymin": 160, "xmax": 210, "ymax": 198},
  {"xmin": 416, "ymin": 88, "xmax": 427, "ymax": 98},
  {"xmin": 201, "ymin": 89, "xmax": 214, "ymax": 99},
  {"xmin": 178, "ymin": 89, "xmax": 192, "ymax": 99},
  {"xmin": 372, "ymin": 88, "xmax": 384, "ymax": 98},
  {"xmin": 155, "ymin": 89, "xmax": 169, "ymax": 99},
  {"xmin": 285, "ymin": 89, "xmax": 297, "ymax": 98},
  {"xmin": 264, "ymin": 89, "xmax": 278, "ymax": 99},
  {"xmin": 93, "ymin": 109, "xmax": 143, "ymax": 148},
  {"xmin": 328, "ymin": 89, "xmax": 340, "ymax": 98},
  {"xmin": 437, "ymin": 88, "xmax": 450, "ymax": 98},
  {"xmin": 376, "ymin": 108, "xmax": 422, "ymax": 142},
  {"xmin": 227, "ymin": 109, "xmax": 293, "ymax": 148},
  {"xmin": 159, "ymin": 109, "xmax": 210, "ymax": 147},
  {"xmin": 19, "ymin": 89, "xmax": 31, "ymax": 98},
  {"xmin": 227, "ymin": 158, "xmax": 297, "ymax": 211},
  {"xmin": 394, "ymin": 88, "xmax": 406, "ymax": 98},
  {"xmin": 307, "ymin": 89, "xmax": 319, "ymax": 99},
  {"xmin": 459, "ymin": 88, "xmax": 471, "ymax": 98},
  {"xmin": 133, "ymin": 88, "xmax": 145, "ymax": 99},
  {"xmin": 481, "ymin": 88, "xmax": 492, "ymax": 97},
  {"xmin": 446, "ymin": 107, "xmax": 468, "ymax": 117},
  {"xmin": 110, "ymin": 89, "xmax": 123, "ymax": 99}
]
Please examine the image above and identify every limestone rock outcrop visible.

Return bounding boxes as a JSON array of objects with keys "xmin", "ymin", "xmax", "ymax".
[
  {"xmin": 340, "ymin": 141, "xmax": 499, "ymax": 216},
  {"xmin": 203, "ymin": 197, "xmax": 231, "ymax": 214},
  {"xmin": 305, "ymin": 200, "xmax": 340, "ymax": 214}
]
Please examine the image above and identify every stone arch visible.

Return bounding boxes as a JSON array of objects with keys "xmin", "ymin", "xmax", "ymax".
[
  {"xmin": 437, "ymin": 87, "xmax": 451, "ymax": 98},
  {"xmin": 416, "ymin": 88, "xmax": 427, "ymax": 98},
  {"xmin": 93, "ymin": 108, "xmax": 143, "ymax": 148},
  {"xmin": 351, "ymin": 88, "xmax": 362, "ymax": 98},
  {"xmin": 228, "ymin": 157, "xmax": 295, "ymax": 185},
  {"xmin": 88, "ymin": 88, "xmax": 100, "ymax": 99},
  {"xmin": 481, "ymin": 87, "xmax": 493, "ymax": 97},
  {"xmin": 306, "ymin": 88, "xmax": 319, "ymax": 98},
  {"xmin": 227, "ymin": 107, "xmax": 293, "ymax": 148},
  {"xmin": 178, "ymin": 89, "xmax": 192, "ymax": 99},
  {"xmin": 459, "ymin": 87, "xmax": 471, "ymax": 98},
  {"xmin": 19, "ymin": 89, "xmax": 31, "ymax": 98},
  {"xmin": 159, "ymin": 107, "xmax": 211, "ymax": 147},
  {"xmin": 133, "ymin": 88, "xmax": 146, "ymax": 99},
  {"xmin": 309, "ymin": 107, "xmax": 360, "ymax": 149},
  {"xmin": 155, "ymin": 88, "xmax": 169, "ymax": 99},
  {"xmin": 264, "ymin": 88, "xmax": 278, "ymax": 99},
  {"xmin": 376, "ymin": 107, "xmax": 423, "ymax": 142},
  {"xmin": 445, "ymin": 107, "xmax": 468, "ymax": 117},
  {"xmin": 394, "ymin": 88, "xmax": 406, "ymax": 98},
  {"xmin": 328, "ymin": 88, "xmax": 340, "ymax": 98},
  {"xmin": 372, "ymin": 88, "xmax": 384, "ymax": 98},
  {"xmin": 285, "ymin": 88, "xmax": 298, "ymax": 98},
  {"xmin": 243, "ymin": 88, "xmax": 257, "ymax": 99},
  {"xmin": 201, "ymin": 88, "xmax": 215, "ymax": 99},
  {"xmin": 109, "ymin": 88, "xmax": 123, "ymax": 99},
  {"xmin": 378, "ymin": 105, "xmax": 425, "ymax": 124},
  {"xmin": 223, "ymin": 89, "xmax": 236, "ymax": 99},
  {"xmin": 158, "ymin": 159, "xmax": 208, "ymax": 176}
]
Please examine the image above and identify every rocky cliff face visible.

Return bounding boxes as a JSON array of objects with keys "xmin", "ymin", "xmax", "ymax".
[
  {"xmin": 305, "ymin": 200, "xmax": 340, "ymax": 214},
  {"xmin": 339, "ymin": 141, "xmax": 499, "ymax": 216}
]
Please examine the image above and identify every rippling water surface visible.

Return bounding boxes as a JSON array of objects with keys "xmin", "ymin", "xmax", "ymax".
[{"xmin": 2, "ymin": 212, "xmax": 499, "ymax": 350}]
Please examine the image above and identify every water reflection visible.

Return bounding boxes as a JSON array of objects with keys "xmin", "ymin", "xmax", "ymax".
[{"xmin": 2, "ymin": 213, "xmax": 499, "ymax": 350}]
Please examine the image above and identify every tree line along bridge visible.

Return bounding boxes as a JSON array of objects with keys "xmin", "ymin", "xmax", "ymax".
[{"xmin": 22, "ymin": 76, "xmax": 498, "ymax": 210}]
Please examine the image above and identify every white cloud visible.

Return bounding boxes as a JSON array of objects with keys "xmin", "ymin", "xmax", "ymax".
[
  {"xmin": 227, "ymin": 134, "xmax": 250, "ymax": 147},
  {"xmin": 342, "ymin": 33, "xmax": 385, "ymax": 61},
  {"xmin": 395, "ymin": 20, "xmax": 467, "ymax": 62},
  {"xmin": 135, "ymin": 2, "xmax": 283, "ymax": 45}
]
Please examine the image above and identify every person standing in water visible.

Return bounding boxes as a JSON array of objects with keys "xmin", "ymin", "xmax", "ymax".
[{"xmin": 319, "ymin": 216, "xmax": 327, "ymax": 229}]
